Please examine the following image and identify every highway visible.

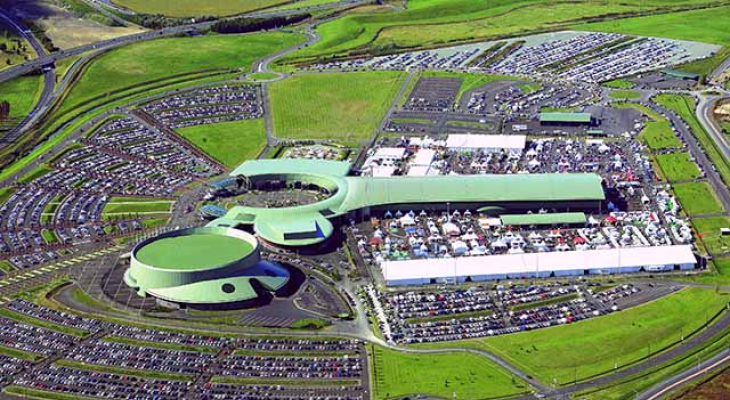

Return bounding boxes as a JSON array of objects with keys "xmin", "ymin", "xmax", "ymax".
[
  {"xmin": 0, "ymin": 0, "xmax": 369, "ymax": 86},
  {"xmin": 638, "ymin": 348, "xmax": 730, "ymax": 400}
]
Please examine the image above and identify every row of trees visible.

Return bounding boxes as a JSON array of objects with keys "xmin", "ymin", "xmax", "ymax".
[{"xmin": 211, "ymin": 13, "xmax": 311, "ymax": 34}]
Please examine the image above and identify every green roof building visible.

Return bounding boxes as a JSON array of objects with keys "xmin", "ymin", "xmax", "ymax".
[
  {"xmin": 124, "ymin": 227, "xmax": 290, "ymax": 309},
  {"xmin": 208, "ymin": 159, "xmax": 605, "ymax": 247},
  {"xmin": 540, "ymin": 112, "xmax": 594, "ymax": 125}
]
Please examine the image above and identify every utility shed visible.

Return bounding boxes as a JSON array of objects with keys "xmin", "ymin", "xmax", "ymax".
[{"xmin": 501, "ymin": 212, "xmax": 586, "ymax": 227}]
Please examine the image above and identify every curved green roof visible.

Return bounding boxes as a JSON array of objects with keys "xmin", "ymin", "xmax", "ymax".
[
  {"xmin": 136, "ymin": 234, "xmax": 254, "ymax": 270},
  {"xmin": 148, "ymin": 275, "xmax": 287, "ymax": 304},
  {"xmin": 209, "ymin": 159, "xmax": 605, "ymax": 247}
]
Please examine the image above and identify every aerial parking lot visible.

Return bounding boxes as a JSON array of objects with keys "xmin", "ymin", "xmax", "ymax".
[{"xmin": 0, "ymin": 1, "xmax": 729, "ymax": 400}]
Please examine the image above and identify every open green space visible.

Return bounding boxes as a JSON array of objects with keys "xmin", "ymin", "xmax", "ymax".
[
  {"xmin": 371, "ymin": 345, "xmax": 530, "ymax": 400},
  {"xmin": 4, "ymin": 386, "xmax": 98, "ymax": 400},
  {"xmin": 110, "ymin": 0, "xmax": 291, "ymax": 17},
  {"xmin": 17, "ymin": 164, "xmax": 53, "ymax": 185},
  {"xmin": 0, "ymin": 27, "xmax": 35, "ymax": 70},
  {"xmin": 0, "ymin": 344, "xmax": 41, "ymax": 361},
  {"xmin": 518, "ymin": 83, "xmax": 542, "ymax": 94},
  {"xmin": 270, "ymin": 71, "xmax": 406, "ymax": 140},
  {"xmin": 104, "ymin": 335, "xmax": 219, "ymax": 353},
  {"xmin": 602, "ymin": 79, "xmax": 634, "ymax": 89},
  {"xmin": 274, "ymin": 0, "xmax": 343, "ymax": 11},
  {"xmin": 674, "ymin": 182, "xmax": 724, "ymax": 215},
  {"xmin": 0, "ymin": 260, "xmax": 13, "ymax": 273},
  {"xmin": 102, "ymin": 199, "xmax": 173, "ymax": 215},
  {"xmin": 413, "ymin": 288, "xmax": 730, "ymax": 386},
  {"xmin": 135, "ymin": 234, "xmax": 253, "ymax": 270},
  {"xmin": 573, "ymin": 320, "xmax": 730, "ymax": 400},
  {"xmin": 655, "ymin": 152, "xmax": 701, "ymax": 181},
  {"xmin": 285, "ymin": 0, "xmax": 720, "ymax": 65},
  {"xmin": 176, "ymin": 118, "xmax": 267, "ymax": 168},
  {"xmin": 0, "ymin": 75, "xmax": 44, "ymax": 131},
  {"xmin": 692, "ymin": 217, "xmax": 730, "ymax": 256},
  {"xmin": 608, "ymin": 90, "xmax": 641, "ymax": 100},
  {"xmin": 0, "ymin": 186, "xmax": 15, "ymax": 207},
  {"xmin": 58, "ymin": 32, "xmax": 304, "ymax": 120},
  {"xmin": 655, "ymin": 94, "xmax": 730, "ymax": 187}
]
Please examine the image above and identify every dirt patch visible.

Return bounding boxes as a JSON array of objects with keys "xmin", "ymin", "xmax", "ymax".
[
  {"xmin": 713, "ymin": 99, "xmax": 730, "ymax": 123},
  {"xmin": 672, "ymin": 366, "xmax": 730, "ymax": 400},
  {"xmin": 0, "ymin": 0, "xmax": 144, "ymax": 50}
]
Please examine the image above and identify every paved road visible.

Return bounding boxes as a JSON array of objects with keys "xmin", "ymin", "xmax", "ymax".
[
  {"xmin": 638, "ymin": 348, "xmax": 730, "ymax": 400},
  {"xmin": 0, "ymin": 0, "xmax": 370, "ymax": 85}
]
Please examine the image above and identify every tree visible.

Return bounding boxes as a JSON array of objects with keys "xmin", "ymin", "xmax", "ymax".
[{"xmin": 0, "ymin": 100, "xmax": 10, "ymax": 120}]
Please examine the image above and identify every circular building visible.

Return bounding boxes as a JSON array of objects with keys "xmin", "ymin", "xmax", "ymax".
[{"xmin": 124, "ymin": 227, "xmax": 289, "ymax": 309}]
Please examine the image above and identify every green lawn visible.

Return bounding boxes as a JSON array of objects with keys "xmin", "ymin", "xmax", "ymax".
[
  {"xmin": 655, "ymin": 152, "xmax": 701, "ymax": 181},
  {"xmin": 413, "ymin": 288, "xmax": 730, "ymax": 386},
  {"xmin": 110, "ymin": 0, "xmax": 291, "ymax": 17},
  {"xmin": 270, "ymin": 71, "xmax": 406, "ymax": 140},
  {"xmin": 602, "ymin": 79, "xmax": 634, "ymax": 89},
  {"xmin": 673, "ymin": 182, "xmax": 724, "ymax": 215},
  {"xmin": 371, "ymin": 346, "xmax": 530, "ymax": 400},
  {"xmin": 102, "ymin": 198, "xmax": 173, "ymax": 215},
  {"xmin": 518, "ymin": 83, "xmax": 542, "ymax": 95},
  {"xmin": 608, "ymin": 90, "xmax": 641, "ymax": 100},
  {"xmin": 0, "ymin": 75, "xmax": 44, "ymax": 131},
  {"xmin": 654, "ymin": 94, "xmax": 730, "ymax": 187},
  {"xmin": 0, "ymin": 27, "xmax": 36, "ymax": 70},
  {"xmin": 692, "ymin": 217, "xmax": 730, "ymax": 256},
  {"xmin": 58, "ymin": 32, "xmax": 304, "ymax": 120},
  {"xmin": 176, "ymin": 119, "xmax": 267, "ymax": 168}
]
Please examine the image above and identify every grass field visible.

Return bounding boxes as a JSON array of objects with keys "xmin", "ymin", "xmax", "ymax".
[
  {"xmin": 655, "ymin": 94, "xmax": 730, "ymax": 187},
  {"xmin": 413, "ymin": 288, "xmax": 730, "ymax": 386},
  {"xmin": 608, "ymin": 90, "xmax": 641, "ymax": 100},
  {"xmin": 0, "ymin": 75, "xmax": 44, "ymax": 131},
  {"xmin": 58, "ymin": 32, "xmax": 304, "ymax": 119},
  {"xmin": 110, "ymin": 0, "xmax": 291, "ymax": 17},
  {"xmin": 176, "ymin": 119, "xmax": 267, "ymax": 168},
  {"xmin": 655, "ymin": 152, "xmax": 701, "ymax": 181},
  {"xmin": 270, "ymin": 71, "xmax": 405, "ymax": 140},
  {"xmin": 673, "ymin": 182, "xmax": 724, "ymax": 215},
  {"xmin": 0, "ymin": 27, "xmax": 35, "ymax": 70},
  {"xmin": 284, "ymin": 0, "xmax": 720, "ymax": 64},
  {"xmin": 371, "ymin": 346, "xmax": 530, "ymax": 400},
  {"xmin": 102, "ymin": 197, "xmax": 173, "ymax": 215},
  {"xmin": 602, "ymin": 79, "xmax": 634, "ymax": 89},
  {"xmin": 692, "ymin": 217, "xmax": 730, "ymax": 256}
]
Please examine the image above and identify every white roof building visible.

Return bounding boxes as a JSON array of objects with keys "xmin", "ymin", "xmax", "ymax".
[
  {"xmin": 446, "ymin": 134, "xmax": 527, "ymax": 153},
  {"xmin": 411, "ymin": 148, "xmax": 436, "ymax": 167},
  {"xmin": 374, "ymin": 147, "xmax": 406, "ymax": 161},
  {"xmin": 381, "ymin": 245, "xmax": 696, "ymax": 285}
]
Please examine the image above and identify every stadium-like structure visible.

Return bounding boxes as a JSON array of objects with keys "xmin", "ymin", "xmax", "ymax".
[{"xmin": 124, "ymin": 227, "xmax": 289, "ymax": 309}]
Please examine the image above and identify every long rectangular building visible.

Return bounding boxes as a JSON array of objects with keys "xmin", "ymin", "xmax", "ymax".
[{"xmin": 381, "ymin": 245, "xmax": 696, "ymax": 286}]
